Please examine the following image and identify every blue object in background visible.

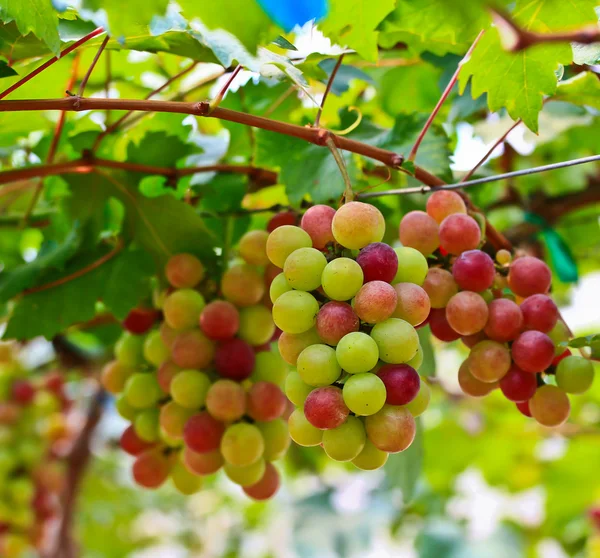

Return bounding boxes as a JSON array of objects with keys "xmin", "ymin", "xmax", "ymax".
[{"xmin": 257, "ymin": 0, "xmax": 328, "ymax": 31}]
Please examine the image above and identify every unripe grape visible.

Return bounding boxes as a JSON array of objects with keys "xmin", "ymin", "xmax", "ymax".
[
  {"xmin": 323, "ymin": 415, "xmax": 366, "ymax": 461},
  {"xmin": 170, "ymin": 370, "xmax": 211, "ymax": 409},
  {"xmin": 288, "ymin": 408, "xmax": 322, "ymax": 446},
  {"xmin": 256, "ymin": 419, "xmax": 290, "ymax": 460},
  {"xmin": 171, "ymin": 330, "xmax": 215, "ymax": 369},
  {"xmin": 272, "ymin": 290, "xmax": 319, "ymax": 334},
  {"xmin": 508, "ymin": 256, "xmax": 552, "ymax": 297},
  {"xmin": 160, "ymin": 401, "xmax": 195, "ymax": 439},
  {"xmin": 406, "ymin": 343, "xmax": 424, "ymax": 370},
  {"xmin": 423, "ymin": 268, "xmax": 458, "ymax": 309},
  {"xmin": 316, "ymin": 301, "xmax": 360, "ymax": 346},
  {"xmin": 183, "ymin": 412, "xmax": 225, "ymax": 453},
  {"xmin": 304, "ymin": 386, "xmax": 349, "ymax": 429},
  {"xmin": 499, "ymin": 365, "xmax": 537, "ymax": 402},
  {"xmin": 239, "ymin": 230, "xmax": 270, "ymax": 266},
  {"xmin": 446, "ymin": 291, "xmax": 489, "ymax": 336},
  {"xmin": 301, "ymin": 205, "xmax": 336, "ymax": 249},
  {"xmin": 101, "ymin": 360, "xmax": 133, "ymax": 394},
  {"xmin": 370, "ymin": 319, "xmax": 418, "ymax": 364},
  {"xmin": 165, "ymin": 253, "xmax": 205, "ymax": 288},
  {"xmin": 124, "ymin": 373, "xmax": 162, "ymax": 409},
  {"xmin": 393, "ymin": 247, "xmax": 428, "ymax": 286},
  {"xmin": 392, "ymin": 283, "xmax": 431, "ymax": 326},
  {"xmin": 468, "ymin": 340, "xmax": 511, "ymax": 383},
  {"xmin": 399, "ymin": 211, "xmax": 440, "ymax": 256},
  {"xmin": 439, "ymin": 213, "xmax": 481, "ymax": 255},
  {"xmin": 496, "ymin": 249, "xmax": 512, "ymax": 265},
  {"xmin": 143, "ymin": 330, "xmax": 170, "ymax": 366},
  {"xmin": 356, "ymin": 242, "xmax": 398, "ymax": 283},
  {"xmin": 199, "ymin": 300, "xmax": 240, "ymax": 340},
  {"xmin": 266, "ymin": 225, "xmax": 312, "ymax": 267},
  {"xmin": 163, "ymin": 289, "xmax": 206, "ymax": 330},
  {"xmin": 267, "ymin": 210, "xmax": 297, "ymax": 232},
  {"xmin": 278, "ymin": 328, "xmax": 322, "ymax": 365},
  {"xmin": 520, "ymin": 294, "xmax": 558, "ymax": 333},
  {"xmin": 221, "ymin": 264, "xmax": 265, "ymax": 307},
  {"xmin": 225, "ymin": 458, "xmax": 266, "ymax": 486},
  {"xmin": 283, "ymin": 247, "xmax": 327, "ymax": 291},
  {"xmin": 183, "ymin": 447, "xmax": 223, "ymax": 476},
  {"xmin": 120, "ymin": 425, "xmax": 156, "ymax": 456},
  {"xmin": 548, "ymin": 320, "xmax": 570, "ymax": 356},
  {"xmin": 556, "ymin": 356, "xmax": 594, "ymax": 394},
  {"xmin": 484, "ymin": 298, "xmax": 523, "ymax": 342},
  {"xmin": 116, "ymin": 394, "xmax": 137, "ymax": 421},
  {"xmin": 452, "ymin": 250, "xmax": 495, "ymax": 292},
  {"xmin": 321, "ymin": 257, "xmax": 364, "ymax": 301},
  {"xmin": 251, "ymin": 351, "xmax": 287, "ymax": 386},
  {"xmin": 115, "ymin": 333, "xmax": 145, "ymax": 367},
  {"xmin": 285, "ymin": 370, "xmax": 313, "ymax": 407},
  {"xmin": 215, "ymin": 338, "xmax": 255, "ymax": 381},
  {"xmin": 511, "ymin": 331, "xmax": 555, "ymax": 373},
  {"xmin": 404, "ymin": 381, "xmax": 430, "ymax": 416},
  {"xmin": 336, "ymin": 332, "xmax": 379, "ymax": 373},
  {"xmin": 343, "ymin": 373, "xmax": 387, "ymax": 416},
  {"xmin": 332, "ymin": 202, "xmax": 385, "ymax": 249},
  {"xmin": 247, "ymin": 381, "xmax": 287, "ymax": 422},
  {"xmin": 529, "ymin": 385, "xmax": 570, "ymax": 427},
  {"xmin": 429, "ymin": 308, "xmax": 461, "ymax": 342},
  {"xmin": 298, "ymin": 344, "xmax": 341, "ymax": 386},
  {"xmin": 365, "ymin": 405, "xmax": 415, "ymax": 453},
  {"xmin": 238, "ymin": 305, "xmax": 275, "ymax": 346},
  {"xmin": 123, "ymin": 307, "xmax": 159, "ymax": 335},
  {"xmin": 221, "ymin": 422, "xmax": 265, "ymax": 466},
  {"xmin": 352, "ymin": 439, "xmax": 389, "ymax": 470},
  {"xmin": 132, "ymin": 450, "xmax": 171, "ymax": 489},
  {"xmin": 458, "ymin": 360, "xmax": 498, "ymax": 396},
  {"xmin": 377, "ymin": 364, "xmax": 420, "ymax": 405},
  {"xmin": 426, "ymin": 190, "xmax": 467, "ymax": 223},
  {"xmin": 243, "ymin": 462, "xmax": 281, "ymax": 500},
  {"xmin": 135, "ymin": 409, "xmax": 160, "ymax": 442},
  {"xmin": 171, "ymin": 458, "xmax": 203, "ymax": 495},
  {"xmin": 270, "ymin": 273, "xmax": 293, "ymax": 303}
]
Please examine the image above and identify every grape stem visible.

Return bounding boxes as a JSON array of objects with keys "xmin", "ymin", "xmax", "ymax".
[
  {"xmin": 77, "ymin": 35, "xmax": 110, "ymax": 98},
  {"xmin": 315, "ymin": 53, "xmax": 345, "ymax": 128}
]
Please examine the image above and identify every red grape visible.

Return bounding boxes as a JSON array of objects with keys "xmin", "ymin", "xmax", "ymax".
[
  {"xmin": 484, "ymin": 298, "xmax": 523, "ymax": 342},
  {"xmin": 356, "ymin": 242, "xmax": 398, "ymax": 283},
  {"xmin": 12, "ymin": 380, "xmax": 35, "ymax": 405},
  {"xmin": 304, "ymin": 386, "xmax": 349, "ymax": 429},
  {"xmin": 468, "ymin": 340, "xmax": 511, "ymax": 382},
  {"xmin": 316, "ymin": 302, "xmax": 360, "ymax": 346},
  {"xmin": 171, "ymin": 330, "xmax": 215, "ymax": 369},
  {"xmin": 123, "ymin": 308, "xmax": 159, "ymax": 335},
  {"xmin": 199, "ymin": 300, "xmax": 240, "ymax": 340},
  {"xmin": 461, "ymin": 331, "xmax": 488, "ymax": 348},
  {"xmin": 426, "ymin": 190, "xmax": 467, "ymax": 223},
  {"xmin": 183, "ymin": 447, "xmax": 224, "ymax": 476},
  {"xmin": 499, "ymin": 365, "xmax": 538, "ymax": 402},
  {"xmin": 132, "ymin": 450, "xmax": 171, "ymax": 489},
  {"xmin": 365, "ymin": 405, "xmax": 416, "ymax": 453},
  {"xmin": 520, "ymin": 294, "xmax": 558, "ymax": 333},
  {"xmin": 243, "ymin": 462, "xmax": 280, "ymax": 500},
  {"xmin": 508, "ymin": 256, "xmax": 552, "ymax": 297},
  {"xmin": 300, "ymin": 205, "xmax": 336, "ymax": 249},
  {"xmin": 120, "ymin": 425, "xmax": 156, "ymax": 456},
  {"xmin": 446, "ymin": 291, "xmax": 489, "ymax": 336},
  {"xmin": 392, "ymin": 283, "xmax": 431, "ymax": 326},
  {"xmin": 183, "ymin": 412, "xmax": 225, "ymax": 453},
  {"xmin": 215, "ymin": 338, "xmax": 256, "ymax": 381},
  {"xmin": 439, "ymin": 214, "xmax": 481, "ymax": 255},
  {"xmin": 423, "ymin": 268, "xmax": 458, "ymax": 309},
  {"xmin": 516, "ymin": 400, "xmax": 532, "ymax": 417},
  {"xmin": 511, "ymin": 330, "xmax": 555, "ymax": 373},
  {"xmin": 247, "ymin": 382, "xmax": 287, "ymax": 422},
  {"xmin": 353, "ymin": 281, "xmax": 398, "ymax": 324},
  {"xmin": 429, "ymin": 308, "xmax": 461, "ymax": 342},
  {"xmin": 165, "ymin": 253, "xmax": 205, "ymax": 288},
  {"xmin": 451, "ymin": 250, "xmax": 495, "ymax": 292},
  {"xmin": 399, "ymin": 211, "xmax": 440, "ymax": 256},
  {"xmin": 458, "ymin": 360, "xmax": 498, "ymax": 396},
  {"xmin": 377, "ymin": 364, "xmax": 420, "ymax": 405},
  {"xmin": 157, "ymin": 361, "xmax": 180, "ymax": 394},
  {"xmin": 267, "ymin": 210, "xmax": 297, "ymax": 232}
]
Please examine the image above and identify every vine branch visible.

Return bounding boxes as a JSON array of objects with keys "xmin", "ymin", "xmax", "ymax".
[
  {"xmin": 315, "ymin": 53, "xmax": 345, "ymax": 127},
  {"xmin": 77, "ymin": 35, "xmax": 109, "ymax": 98}
]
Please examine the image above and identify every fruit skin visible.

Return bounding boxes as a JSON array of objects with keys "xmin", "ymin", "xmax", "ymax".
[
  {"xmin": 399, "ymin": 211, "xmax": 440, "ymax": 256},
  {"xmin": 352, "ymin": 439, "xmax": 389, "ymax": 470},
  {"xmin": 243, "ymin": 462, "xmax": 281, "ymax": 500},
  {"xmin": 332, "ymin": 201, "xmax": 385, "ymax": 250},
  {"xmin": 322, "ymin": 415, "xmax": 366, "ymax": 461},
  {"xmin": 445, "ymin": 291, "xmax": 489, "ymax": 336},
  {"xmin": 183, "ymin": 412, "xmax": 225, "ymax": 453},
  {"xmin": 508, "ymin": 256, "xmax": 552, "ymax": 297},
  {"xmin": 426, "ymin": 190, "xmax": 467, "ymax": 223},
  {"xmin": 206, "ymin": 380, "xmax": 246, "ymax": 422},
  {"xmin": 336, "ymin": 332, "xmax": 379, "ymax": 374},
  {"xmin": 377, "ymin": 364, "xmax": 420, "ymax": 405},
  {"xmin": 239, "ymin": 230, "xmax": 270, "ymax": 266},
  {"xmin": 272, "ymin": 290, "xmax": 319, "ymax": 334},
  {"xmin": 288, "ymin": 408, "xmax": 323, "ymax": 446},
  {"xmin": 266, "ymin": 225, "xmax": 312, "ymax": 268},
  {"xmin": 183, "ymin": 447, "xmax": 223, "ymax": 476},
  {"xmin": 343, "ymin": 373, "xmax": 387, "ymax": 416},
  {"xmin": 429, "ymin": 308, "xmax": 461, "ymax": 342},
  {"xmin": 316, "ymin": 302, "xmax": 360, "ymax": 346},
  {"xmin": 451, "ymin": 250, "xmax": 495, "ymax": 292},
  {"xmin": 468, "ymin": 340, "xmax": 511, "ymax": 383},
  {"xmin": 171, "ymin": 330, "xmax": 215, "ymax": 370},
  {"xmin": 247, "ymin": 381, "xmax": 287, "ymax": 422},
  {"xmin": 556, "ymin": 356, "xmax": 595, "ymax": 394},
  {"xmin": 511, "ymin": 330, "xmax": 555, "ymax": 373},
  {"xmin": 393, "ymin": 247, "xmax": 429, "ymax": 286},
  {"xmin": 529, "ymin": 384, "xmax": 570, "ymax": 427},
  {"xmin": 297, "ymin": 344, "xmax": 341, "ymax": 386},
  {"xmin": 439, "ymin": 214, "xmax": 481, "ymax": 255},
  {"xmin": 221, "ymin": 264, "xmax": 265, "ymax": 307},
  {"xmin": 268, "ymin": 211, "xmax": 297, "ymax": 232},
  {"xmin": 283, "ymin": 247, "xmax": 327, "ymax": 291},
  {"xmin": 215, "ymin": 338, "xmax": 256, "ymax": 381},
  {"xmin": 321, "ymin": 257, "xmax": 364, "ymax": 301},
  {"xmin": 516, "ymin": 400, "xmax": 532, "ymax": 417},
  {"xmin": 370, "ymin": 319, "xmax": 419, "ymax": 364},
  {"xmin": 392, "ymin": 283, "xmax": 431, "ymax": 326},
  {"xmin": 163, "ymin": 289, "xmax": 206, "ymax": 330},
  {"xmin": 356, "ymin": 242, "xmax": 398, "ymax": 283},
  {"xmin": 304, "ymin": 386, "xmax": 349, "ymax": 429},
  {"xmin": 520, "ymin": 294, "xmax": 558, "ymax": 333},
  {"xmin": 423, "ymin": 268, "xmax": 458, "ymax": 309},
  {"xmin": 123, "ymin": 308, "xmax": 159, "ymax": 335},
  {"xmin": 132, "ymin": 450, "xmax": 171, "ymax": 489},
  {"xmin": 200, "ymin": 300, "xmax": 240, "ymax": 340},
  {"xmin": 300, "ymin": 205, "xmax": 336, "ymax": 249},
  {"xmin": 221, "ymin": 423, "xmax": 265, "ymax": 466},
  {"xmin": 365, "ymin": 405, "xmax": 416, "ymax": 453},
  {"xmin": 353, "ymin": 281, "xmax": 398, "ymax": 324},
  {"xmin": 499, "ymin": 365, "xmax": 538, "ymax": 402},
  {"xmin": 484, "ymin": 298, "xmax": 523, "ymax": 342}
]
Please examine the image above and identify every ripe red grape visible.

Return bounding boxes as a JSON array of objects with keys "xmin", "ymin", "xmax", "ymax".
[
  {"xmin": 157, "ymin": 361, "xmax": 180, "ymax": 394},
  {"xmin": 165, "ymin": 253, "xmax": 205, "ymax": 288},
  {"xmin": 377, "ymin": 364, "xmax": 420, "ymax": 405},
  {"xmin": 520, "ymin": 294, "xmax": 558, "ymax": 333},
  {"xmin": 423, "ymin": 268, "xmax": 458, "ymax": 309},
  {"xmin": 458, "ymin": 361, "xmax": 497, "ymax": 397},
  {"xmin": 200, "ymin": 300, "xmax": 240, "ymax": 340},
  {"xmin": 392, "ymin": 283, "xmax": 431, "ymax": 326},
  {"xmin": 429, "ymin": 308, "xmax": 461, "ymax": 342},
  {"xmin": 243, "ymin": 462, "xmax": 280, "ymax": 500},
  {"xmin": 132, "ymin": 450, "xmax": 171, "ymax": 489},
  {"xmin": 508, "ymin": 256, "xmax": 552, "ymax": 297},
  {"xmin": 451, "ymin": 250, "xmax": 495, "ymax": 292},
  {"xmin": 446, "ymin": 291, "xmax": 489, "ymax": 336},
  {"xmin": 171, "ymin": 330, "xmax": 215, "ymax": 369},
  {"xmin": 247, "ymin": 382, "xmax": 287, "ymax": 422},
  {"xmin": 511, "ymin": 330, "xmax": 555, "ymax": 373},
  {"xmin": 529, "ymin": 384, "xmax": 570, "ymax": 427},
  {"xmin": 304, "ymin": 386, "xmax": 349, "ymax": 429},
  {"xmin": 356, "ymin": 242, "xmax": 398, "ymax": 283},
  {"xmin": 300, "ymin": 205, "xmax": 336, "ymax": 249},
  {"xmin": 426, "ymin": 190, "xmax": 467, "ymax": 223},
  {"xmin": 484, "ymin": 298, "xmax": 523, "ymax": 342},
  {"xmin": 439, "ymin": 214, "xmax": 481, "ymax": 255},
  {"xmin": 206, "ymin": 380, "xmax": 246, "ymax": 422},
  {"xmin": 183, "ymin": 447, "xmax": 224, "ymax": 476},
  {"xmin": 499, "ymin": 365, "xmax": 537, "ymax": 402},
  {"xmin": 267, "ymin": 210, "xmax": 297, "ymax": 232},
  {"xmin": 12, "ymin": 381, "xmax": 35, "ymax": 405},
  {"xmin": 398, "ymin": 211, "xmax": 440, "ymax": 256},
  {"xmin": 353, "ymin": 281, "xmax": 398, "ymax": 324},
  {"xmin": 221, "ymin": 264, "xmax": 265, "ymax": 307},
  {"xmin": 215, "ymin": 338, "xmax": 256, "ymax": 380},
  {"xmin": 123, "ymin": 308, "xmax": 159, "ymax": 335},
  {"xmin": 183, "ymin": 412, "xmax": 225, "ymax": 453},
  {"xmin": 365, "ymin": 405, "xmax": 416, "ymax": 453},
  {"xmin": 468, "ymin": 340, "xmax": 511, "ymax": 382},
  {"xmin": 316, "ymin": 302, "xmax": 360, "ymax": 346},
  {"xmin": 120, "ymin": 425, "xmax": 156, "ymax": 456},
  {"xmin": 516, "ymin": 400, "xmax": 532, "ymax": 417}
]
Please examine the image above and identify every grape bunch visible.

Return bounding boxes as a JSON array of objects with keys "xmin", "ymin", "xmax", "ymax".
[
  {"xmin": 267, "ymin": 202, "xmax": 431, "ymax": 470},
  {"xmin": 399, "ymin": 190, "xmax": 594, "ymax": 427},
  {"xmin": 0, "ymin": 343, "xmax": 71, "ymax": 558},
  {"xmin": 106, "ymin": 240, "xmax": 290, "ymax": 501}
]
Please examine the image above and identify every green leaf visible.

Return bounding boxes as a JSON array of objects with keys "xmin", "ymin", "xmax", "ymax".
[
  {"xmin": 417, "ymin": 326, "xmax": 436, "ymax": 378},
  {"xmin": 554, "ymin": 72, "xmax": 600, "ymax": 110},
  {"xmin": 459, "ymin": 0, "xmax": 599, "ymax": 132},
  {"xmin": 0, "ymin": 0, "xmax": 60, "ymax": 54},
  {"xmin": 126, "ymin": 131, "xmax": 196, "ymax": 168},
  {"xmin": 384, "ymin": 419, "xmax": 423, "ymax": 504},
  {"xmin": 318, "ymin": 59, "xmax": 373, "ymax": 95},
  {"xmin": 379, "ymin": 64, "xmax": 443, "ymax": 115},
  {"xmin": 0, "ymin": 224, "xmax": 81, "ymax": 303},
  {"xmin": 320, "ymin": 0, "xmax": 395, "ymax": 62},
  {"xmin": 567, "ymin": 334, "xmax": 600, "ymax": 348},
  {"xmin": 0, "ymin": 59, "xmax": 16, "ymax": 78},
  {"xmin": 272, "ymin": 35, "xmax": 297, "ymax": 51}
]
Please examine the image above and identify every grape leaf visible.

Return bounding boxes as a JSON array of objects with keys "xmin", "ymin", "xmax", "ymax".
[
  {"xmin": 379, "ymin": 64, "xmax": 443, "ymax": 115},
  {"xmin": 0, "ymin": 59, "xmax": 16, "ymax": 78},
  {"xmin": 459, "ymin": 0, "xmax": 599, "ymax": 133},
  {"xmin": 554, "ymin": 72, "xmax": 600, "ymax": 110},
  {"xmin": 126, "ymin": 131, "xmax": 196, "ymax": 168},
  {"xmin": 320, "ymin": 0, "xmax": 395, "ymax": 62},
  {"xmin": 0, "ymin": 0, "xmax": 60, "ymax": 54}
]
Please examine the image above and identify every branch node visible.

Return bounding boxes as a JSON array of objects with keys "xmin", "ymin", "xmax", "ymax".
[
  {"xmin": 315, "ymin": 128, "xmax": 331, "ymax": 146},
  {"xmin": 196, "ymin": 101, "xmax": 211, "ymax": 115},
  {"xmin": 391, "ymin": 154, "xmax": 404, "ymax": 168}
]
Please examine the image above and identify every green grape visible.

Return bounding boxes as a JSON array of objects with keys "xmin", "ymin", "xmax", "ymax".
[
  {"xmin": 529, "ymin": 384, "xmax": 570, "ymax": 427},
  {"xmin": 297, "ymin": 344, "xmax": 341, "ymax": 386},
  {"xmin": 336, "ymin": 332, "xmax": 379, "ymax": 374},
  {"xmin": 143, "ymin": 330, "xmax": 170, "ymax": 366},
  {"xmin": 171, "ymin": 458, "xmax": 203, "ymax": 495},
  {"xmin": 116, "ymin": 394, "xmax": 137, "ymax": 420},
  {"xmin": 239, "ymin": 230, "xmax": 270, "ymax": 266},
  {"xmin": 352, "ymin": 439, "xmax": 389, "ymax": 470},
  {"xmin": 548, "ymin": 320, "xmax": 571, "ymax": 356},
  {"xmin": 321, "ymin": 257, "xmax": 364, "ymax": 301},
  {"xmin": 278, "ymin": 328, "xmax": 322, "ymax": 365},
  {"xmin": 370, "ymin": 319, "xmax": 418, "ymax": 364},
  {"xmin": 124, "ymin": 373, "xmax": 162, "ymax": 409},
  {"xmin": 115, "ymin": 333, "xmax": 145, "ymax": 367},
  {"xmin": 267, "ymin": 225, "xmax": 313, "ymax": 268},
  {"xmin": 225, "ymin": 458, "xmax": 266, "ymax": 486},
  {"xmin": 322, "ymin": 416, "xmax": 366, "ymax": 461},
  {"xmin": 404, "ymin": 381, "xmax": 430, "ymax": 417},
  {"xmin": 238, "ymin": 305, "xmax": 275, "ymax": 346},
  {"xmin": 170, "ymin": 370, "xmax": 211, "ymax": 409},
  {"xmin": 556, "ymin": 356, "xmax": 595, "ymax": 394},
  {"xmin": 270, "ymin": 272, "xmax": 293, "ymax": 303},
  {"xmin": 101, "ymin": 360, "xmax": 134, "ymax": 394},
  {"xmin": 393, "ymin": 247, "xmax": 429, "ymax": 286},
  {"xmin": 10, "ymin": 507, "xmax": 35, "ymax": 529},
  {"xmin": 8, "ymin": 477, "xmax": 34, "ymax": 505},
  {"xmin": 251, "ymin": 351, "xmax": 288, "ymax": 386},
  {"xmin": 160, "ymin": 401, "xmax": 195, "ymax": 439},
  {"xmin": 406, "ymin": 343, "xmax": 423, "ymax": 370},
  {"xmin": 163, "ymin": 288, "xmax": 206, "ymax": 331},
  {"xmin": 221, "ymin": 264, "xmax": 265, "ymax": 307},
  {"xmin": 256, "ymin": 419, "xmax": 290, "ymax": 461},
  {"xmin": 134, "ymin": 408, "xmax": 160, "ymax": 442},
  {"xmin": 284, "ymin": 247, "xmax": 327, "ymax": 291},
  {"xmin": 221, "ymin": 423, "xmax": 265, "ymax": 466},
  {"xmin": 288, "ymin": 408, "xmax": 322, "ymax": 446},
  {"xmin": 343, "ymin": 373, "xmax": 386, "ymax": 416},
  {"xmin": 285, "ymin": 369, "xmax": 313, "ymax": 407},
  {"xmin": 272, "ymin": 290, "xmax": 319, "ymax": 334}
]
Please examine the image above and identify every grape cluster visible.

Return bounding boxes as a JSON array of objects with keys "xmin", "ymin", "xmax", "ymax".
[
  {"xmin": 399, "ymin": 190, "xmax": 593, "ymax": 427},
  {"xmin": 267, "ymin": 202, "xmax": 431, "ymax": 470},
  {"xmin": 0, "ymin": 343, "xmax": 71, "ymax": 558},
  {"xmin": 106, "ymin": 241, "xmax": 290, "ymax": 500}
]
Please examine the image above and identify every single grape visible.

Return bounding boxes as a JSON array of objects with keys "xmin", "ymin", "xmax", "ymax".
[
  {"xmin": 377, "ymin": 364, "xmax": 420, "ymax": 405},
  {"xmin": 237, "ymin": 305, "xmax": 275, "ymax": 346},
  {"xmin": 300, "ymin": 205, "xmax": 336, "ymax": 249},
  {"xmin": 520, "ymin": 294, "xmax": 558, "ymax": 333},
  {"xmin": 452, "ymin": 250, "xmax": 495, "ymax": 292},
  {"xmin": 239, "ymin": 230, "xmax": 270, "ymax": 266},
  {"xmin": 132, "ymin": 450, "xmax": 171, "ymax": 489},
  {"xmin": 556, "ymin": 356, "xmax": 595, "ymax": 394},
  {"xmin": 157, "ymin": 361, "xmax": 180, "ymax": 394},
  {"xmin": 458, "ymin": 361, "xmax": 498, "ymax": 396},
  {"xmin": 267, "ymin": 210, "xmax": 298, "ymax": 232},
  {"xmin": 297, "ymin": 344, "xmax": 341, "ymax": 386},
  {"xmin": 468, "ymin": 340, "xmax": 511, "ymax": 383},
  {"xmin": 269, "ymin": 273, "xmax": 293, "ymax": 303},
  {"xmin": 351, "ymin": 439, "xmax": 389, "ymax": 470},
  {"xmin": 221, "ymin": 422, "xmax": 265, "ymax": 466},
  {"xmin": 370, "ymin": 319, "xmax": 418, "ymax": 364},
  {"xmin": 215, "ymin": 338, "xmax": 255, "ymax": 381},
  {"xmin": 445, "ymin": 291, "xmax": 489, "ymax": 336},
  {"xmin": 199, "ymin": 300, "xmax": 240, "ymax": 340},
  {"xmin": 399, "ymin": 211, "xmax": 440, "ymax": 256},
  {"xmin": 272, "ymin": 290, "xmax": 319, "ymax": 334},
  {"xmin": 256, "ymin": 419, "xmax": 290, "ymax": 460},
  {"xmin": 429, "ymin": 308, "xmax": 461, "ymax": 342},
  {"xmin": 183, "ymin": 412, "xmax": 225, "ymax": 453},
  {"xmin": 393, "ymin": 247, "xmax": 429, "ymax": 286},
  {"xmin": 423, "ymin": 268, "xmax": 458, "ymax": 309},
  {"xmin": 165, "ymin": 253, "xmax": 205, "ymax": 288},
  {"xmin": 159, "ymin": 401, "xmax": 195, "ymax": 440},
  {"xmin": 426, "ymin": 190, "xmax": 467, "ymax": 223},
  {"xmin": 332, "ymin": 201, "xmax": 385, "ymax": 250},
  {"xmin": 183, "ymin": 447, "xmax": 223, "ymax": 476},
  {"xmin": 251, "ymin": 351, "xmax": 287, "ymax": 386},
  {"xmin": 336, "ymin": 332, "xmax": 379, "ymax": 373},
  {"xmin": 170, "ymin": 370, "xmax": 211, "ymax": 409},
  {"xmin": 321, "ymin": 257, "xmax": 364, "ymax": 301},
  {"xmin": 163, "ymin": 289, "xmax": 206, "ymax": 330},
  {"xmin": 484, "ymin": 298, "xmax": 523, "ymax": 342},
  {"xmin": 516, "ymin": 400, "xmax": 532, "ymax": 417},
  {"xmin": 124, "ymin": 373, "xmax": 162, "ymax": 409},
  {"xmin": 266, "ymin": 225, "xmax": 312, "ymax": 268},
  {"xmin": 288, "ymin": 408, "xmax": 323, "ymax": 446},
  {"xmin": 511, "ymin": 331, "xmax": 555, "ymax": 373},
  {"xmin": 243, "ymin": 462, "xmax": 281, "ymax": 500},
  {"xmin": 304, "ymin": 386, "xmax": 349, "ymax": 429},
  {"xmin": 353, "ymin": 281, "xmax": 398, "ymax": 324},
  {"xmin": 278, "ymin": 328, "xmax": 322, "ymax": 365},
  {"xmin": 116, "ymin": 394, "xmax": 136, "ymax": 421},
  {"xmin": 499, "ymin": 365, "xmax": 538, "ymax": 402},
  {"xmin": 356, "ymin": 242, "xmax": 398, "ymax": 283},
  {"xmin": 221, "ymin": 264, "xmax": 265, "ymax": 307},
  {"xmin": 283, "ymin": 247, "xmax": 327, "ymax": 291},
  {"xmin": 316, "ymin": 301, "xmax": 360, "ymax": 346},
  {"xmin": 392, "ymin": 283, "xmax": 431, "ymax": 326},
  {"xmin": 171, "ymin": 458, "xmax": 203, "ymax": 495},
  {"xmin": 160, "ymin": 322, "xmax": 178, "ymax": 349},
  {"xmin": 439, "ymin": 214, "xmax": 481, "ymax": 255},
  {"xmin": 123, "ymin": 307, "xmax": 159, "ymax": 335},
  {"xmin": 403, "ymin": 381, "xmax": 430, "ymax": 416},
  {"xmin": 171, "ymin": 330, "xmax": 215, "ymax": 370},
  {"xmin": 496, "ymin": 249, "xmax": 512, "ymax": 265},
  {"xmin": 115, "ymin": 333, "xmax": 145, "ymax": 367},
  {"xmin": 224, "ymin": 458, "xmax": 266, "ymax": 486},
  {"xmin": 285, "ymin": 370, "xmax": 313, "ymax": 407},
  {"xmin": 508, "ymin": 256, "xmax": 552, "ymax": 297},
  {"xmin": 247, "ymin": 381, "xmax": 287, "ymax": 422},
  {"xmin": 101, "ymin": 360, "xmax": 133, "ymax": 395},
  {"xmin": 205, "ymin": 379, "xmax": 246, "ymax": 422},
  {"xmin": 529, "ymin": 385, "xmax": 570, "ymax": 427},
  {"xmin": 365, "ymin": 405, "xmax": 415, "ymax": 453},
  {"xmin": 548, "ymin": 320, "xmax": 570, "ymax": 356},
  {"xmin": 405, "ymin": 343, "xmax": 424, "ymax": 370},
  {"xmin": 143, "ymin": 330, "xmax": 170, "ymax": 366},
  {"xmin": 343, "ymin": 373, "xmax": 387, "ymax": 416},
  {"xmin": 322, "ymin": 415, "xmax": 366, "ymax": 461},
  {"xmin": 120, "ymin": 425, "xmax": 156, "ymax": 456},
  {"xmin": 134, "ymin": 409, "xmax": 160, "ymax": 442}
]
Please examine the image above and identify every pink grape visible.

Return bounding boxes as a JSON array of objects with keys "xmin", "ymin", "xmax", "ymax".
[
  {"xmin": 221, "ymin": 264, "xmax": 265, "ymax": 307},
  {"xmin": 516, "ymin": 400, "xmax": 532, "ymax": 417},
  {"xmin": 159, "ymin": 322, "xmax": 178, "ymax": 349},
  {"xmin": 398, "ymin": 211, "xmax": 440, "ymax": 256},
  {"xmin": 356, "ymin": 242, "xmax": 398, "ymax": 283},
  {"xmin": 520, "ymin": 294, "xmax": 558, "ymax": 333},
  {"xmin": 215, "ymin": 338, "xmax": 256, "ymax": 381},
  {"xmin": 365, "ymin": 405, "xmax": 416, "ymax": 453},
  {"xmin": 439, "ymin": 214, "xmax": 481, "ymax": 255},
  {"xmin": 300, "ymin": 205, "xmax": 336, "ymax": 249},
  {"xmin": 159, "ymin": 401, "xmax": 195, "ymax": 439},
  {"xmin": 468, "ymin": 340, "xmax": 511, "ymax": 383},
  {"xmin": 511, "ymin": 330, "xmax": 555, "ymax": 373},
  {"xmin": 377, "ymin": 364, "xmax": 420, "ymax": 405},
  {"xmin": 206, "ymin": 380, "xmax": 246, "ymax": 422},
  {"xmin": 165, "ymin": 253, "xmax": 205, "ymax": 288},
  {"xmin": 426, "ymin": 190, "xmax": 467, "ymax": 223},
  {"xmin": 446, "ymin": 291, "xmax": 489, "ymax": 336},
  {"xmin": 157, "ymin": 361, "xmax": 180, "ymax": 394},
  {"xmin": 458, "ymin": 360, "xmax": 498, "ymax": 397},
  {"xmin": 304, "ymin": 386, "xmax": 349, "ymax": 429},
  {"xmin": 429, "ymin": 308, "xmax": 461, "ymax": 342},
  {"xmin": 183, "ymin": 447, "xmax": 224, "ymax": 475},
  {"xmin": 132, "ymin": 450, "xmax": 171, "ymax": 489},
  {"xmin": 529, "ymin": 385, "xmax": 570, "ymax": 427},
  {"xmin": 200, "ymin": 301, "xmax": 240, "ymax": 340},
  {"xmin": 267, "ymin": 211, "xmax": 298, "ymax": 232},
  {"xmin": 484, "ymin": 298, "xmax": 523, "ymax": 342},
  {"xmin": 316, "ymin": 302, "xmax": 360, "ymax": 346},
  {"xmin": 183, "ymin": 412, "xmax": 225, "ymax": 453},
  {"xmin": 451, "ymin": 250, "xmax": 495, "ymax": 292},
  {"xmin": 499, "ymin": 365, "xmax": 538, "ymax": 402},
  {"xmin": 392, "ymin": 283, "xmax": 431, "ymax": 326},
  {"xmin": 353, "ymin": 281, "xmax": 398, "ymax": 324},
  {"xmin": 422, "ymin": 268, "xmax": 458, "ymax": 308},
  {"xmin": 247, "ymin": 382, "xmax": 287, "ymax": 422},
  {"xmin": 243, "ymin": 462, "xmax": 280, "ymax": 500},
  {"xmin": 508, "ymin": 256, "xmax": 552, "ymax": 297},
  {"xmin": 120, "ymin": 425, "xmax": 156, "ymax": 456},
  {"xmin": 171, "ymin": 330, "xmax": 215, "ymax": 369}
]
